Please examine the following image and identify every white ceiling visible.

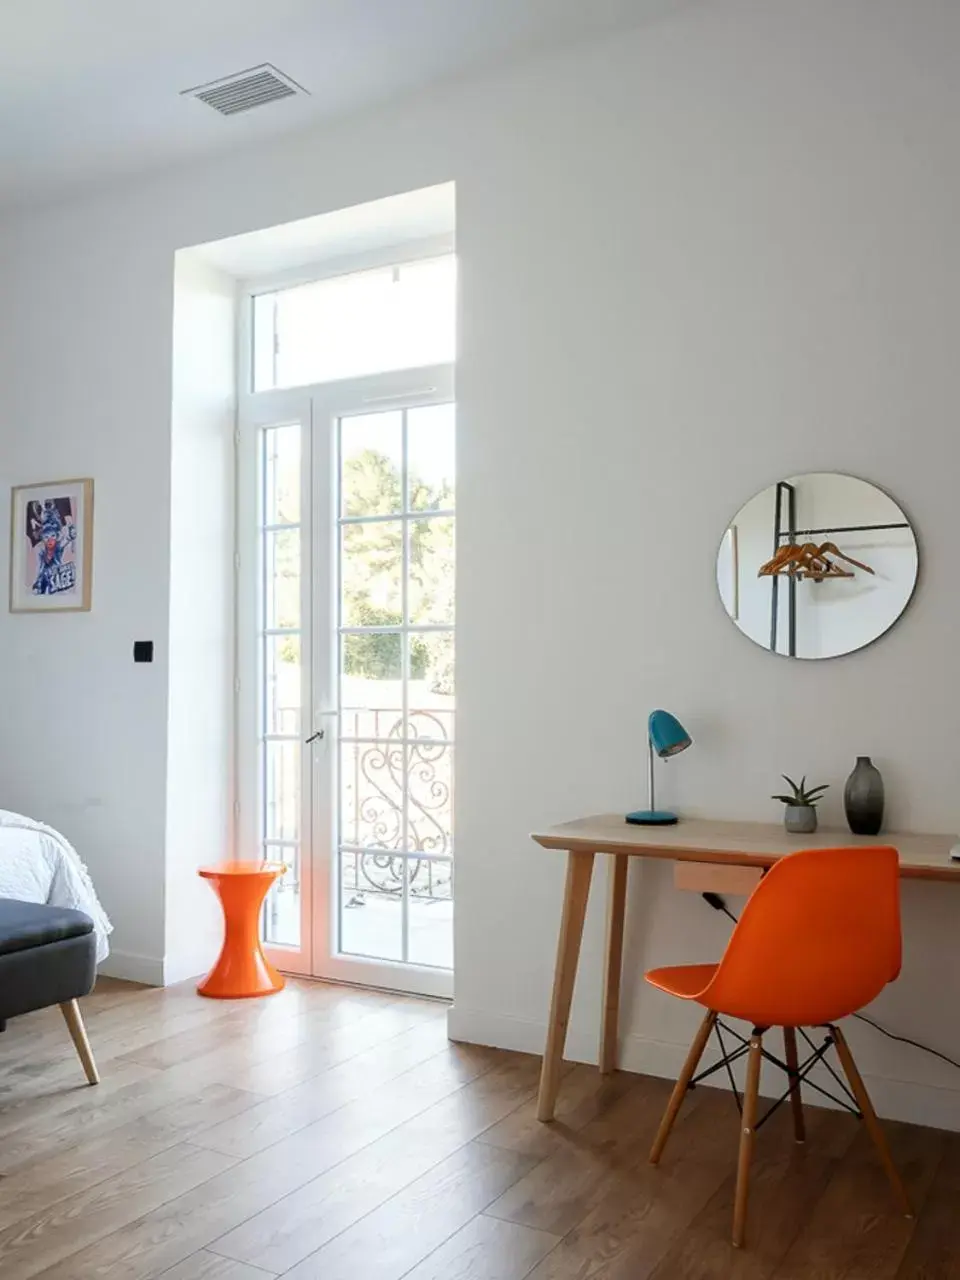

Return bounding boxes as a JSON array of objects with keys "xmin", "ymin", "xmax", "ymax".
[{"xmin": 0, "ymin": 0, "xmax": 682, "ymax": 210}]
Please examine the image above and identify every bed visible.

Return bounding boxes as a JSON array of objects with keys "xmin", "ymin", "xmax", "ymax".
[{"xmin": 0, "ymin": 809, "xmax": 112, "ymax": 962}]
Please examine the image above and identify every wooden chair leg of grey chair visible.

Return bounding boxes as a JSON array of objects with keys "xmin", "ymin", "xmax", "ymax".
[{"xmin": 60, "ymin": 999, "xmax": 99, "ymax": 1085}]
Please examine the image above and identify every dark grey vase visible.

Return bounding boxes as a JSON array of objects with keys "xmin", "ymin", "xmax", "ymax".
[{"xmin": 844, "ymin": 757, "xmax": 884, "ymax": 836}]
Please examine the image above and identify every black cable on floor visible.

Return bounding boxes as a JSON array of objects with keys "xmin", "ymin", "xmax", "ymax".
[{"xmin": 700, "ymin": 891, "xmax": 960, "ymax": 1077}]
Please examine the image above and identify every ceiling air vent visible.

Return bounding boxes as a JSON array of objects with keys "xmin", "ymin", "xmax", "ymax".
[{"xmin": 182, "ymin": 64, "xmax": 308, "ymax": 117}]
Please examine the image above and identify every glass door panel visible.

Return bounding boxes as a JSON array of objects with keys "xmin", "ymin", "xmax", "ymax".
[
  {"xmin": 329, "ymin": 402, "xmax": 455, "ymax": 989},
  {"xmin": 242, "ymin": 374, "xmax": 454, "ymax": 996},
  {"xmin": 242, "ymin": 410, "xmax": 314, "ymax": 974}
]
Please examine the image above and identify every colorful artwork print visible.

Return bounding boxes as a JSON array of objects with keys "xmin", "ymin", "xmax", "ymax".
[
  {"xmin": 10, "ymin": 479, "xmax": 94, "ymax": 612},
  {"xmin": 26, "ymin": 496, "xmax": 77, "ymax": 596}
]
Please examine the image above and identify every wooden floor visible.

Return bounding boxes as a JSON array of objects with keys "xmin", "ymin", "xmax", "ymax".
[{"xmin": 0, "ymin": 979, "xmax": 957, "ymax": 1280}]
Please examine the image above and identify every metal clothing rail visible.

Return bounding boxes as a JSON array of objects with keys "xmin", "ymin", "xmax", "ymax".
[
  {"xmin": 770, "ymin": 481, "xmax": 797, "ymax": 656},
  {"xmin": 769, "ymin": 480, "xmax": 908, "ymax": 657},
  {"xmin": 779, "ymin": 523, "xmax": 910, "ymax": 538}
]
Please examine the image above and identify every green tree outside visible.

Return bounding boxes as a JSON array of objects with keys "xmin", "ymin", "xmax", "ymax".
[{"xmin": 342, "ymin": 448, "xmax": 454, "ymax": 694}]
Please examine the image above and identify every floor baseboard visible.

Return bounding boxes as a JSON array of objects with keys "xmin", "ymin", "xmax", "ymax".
[
  {"xmin": 447, "ymin": 1004, "xmax": 960, "ymax": 1133},
  {"xmin": 97, "ymin": 950, "xmax": 164, "ymax": 986}
]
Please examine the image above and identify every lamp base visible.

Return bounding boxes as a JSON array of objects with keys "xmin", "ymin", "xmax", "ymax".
[{"xmin": 625, "ymin": 810, "xmax": 679, "ymax": 826}]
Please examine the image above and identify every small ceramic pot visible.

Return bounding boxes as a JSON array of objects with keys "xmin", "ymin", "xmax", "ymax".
[{"xmin": 785, "ymin": 805, "xmax": 817, "ymax": 834}]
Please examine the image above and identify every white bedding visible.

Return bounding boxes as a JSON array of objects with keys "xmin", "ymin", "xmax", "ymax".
[{"xmin": 0, "ymin": 809, "xmax": 112, "ymax": 962}]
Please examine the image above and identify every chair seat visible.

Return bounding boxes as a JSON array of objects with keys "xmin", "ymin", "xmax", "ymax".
[
  {"xmin": 0, "ymin": 899, "xmax": 94, "ymax": 957},
  {"xmin": 645, "ymin": 963, "xmax": 718, "ymax": 1001}
]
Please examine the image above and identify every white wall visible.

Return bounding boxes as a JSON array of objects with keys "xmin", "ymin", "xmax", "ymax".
[
  {"xmin": 0, "ymin": 214, "xmax": 174, "ymax": 972},
  {"xmin": 1, "ymin": 0, "xmax": 960, "ymax": 1125},
  {"xmin": 164, "ymin": 253, "xmax": 236, "ymax": 985}
]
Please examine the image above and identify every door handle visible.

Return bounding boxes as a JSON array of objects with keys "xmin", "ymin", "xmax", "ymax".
[{"xmin": 306, "ymin": 710, "xmax": 338, "ymax": 744}]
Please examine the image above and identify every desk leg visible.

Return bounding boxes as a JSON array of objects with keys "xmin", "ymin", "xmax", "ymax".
[
  {"xmin": 599, "ymin": 854, "xmax": 629, "ymax": 1074},
  {"xmin": 537, "ymin": 849, "xmax": 595, "ymax": 1122}
]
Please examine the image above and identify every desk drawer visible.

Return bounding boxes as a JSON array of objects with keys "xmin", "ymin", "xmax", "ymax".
[{"xmin": 674, "ymin": 861, "xmax": 762, "ymax": 897}]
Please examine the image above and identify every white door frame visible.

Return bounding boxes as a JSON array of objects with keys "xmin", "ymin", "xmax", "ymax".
[
  {"xmin": 237, "ymin": 365, "xmax": 455, "ymax": 998},
  {"xmin": 236, "ymin": 388, "xmax": 315, "ymax": 976}
]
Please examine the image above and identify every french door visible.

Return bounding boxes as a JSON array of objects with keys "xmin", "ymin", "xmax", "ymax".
[{"xmin": 238, "ymin": 366, "xmax": 455, "ymax": 998}]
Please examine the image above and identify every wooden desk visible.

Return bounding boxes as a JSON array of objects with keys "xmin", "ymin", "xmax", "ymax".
[{"xmin": 531, "ymin": 816, "xmax": 958, "ymax": 1121}]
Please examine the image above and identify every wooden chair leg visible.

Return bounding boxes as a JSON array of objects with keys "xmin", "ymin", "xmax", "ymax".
[
  {"xmin": 60, "ymin": 999, "xmax": 99, "ymax": 1085},
  {"xmin": 783, "ymin": 1026, "xmax": 805, "ymax": 1143},
  {"xmin": 732, "ymin": 1032, "xmax": 764, "ymax": 1248},
  {"xmin": 649, "ymin": 1009, "xmax": 717, "ymax": 1164},
  {"xmin": 832, "ymin": 1024, "xmax": 911, "ymax": 1217}
]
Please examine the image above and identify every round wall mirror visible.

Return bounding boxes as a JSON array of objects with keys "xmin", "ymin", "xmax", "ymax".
[{"xmin": 717, "ymin": 473, "xmax": 918, "ymax": 660}]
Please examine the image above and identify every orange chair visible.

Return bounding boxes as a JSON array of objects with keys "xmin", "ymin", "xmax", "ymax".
[{"xmin": 645, "ymin": 845, "xmax": 909, "ymax": 1247}]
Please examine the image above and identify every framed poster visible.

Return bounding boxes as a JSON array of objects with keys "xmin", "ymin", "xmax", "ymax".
[{"xmin": 10, "ymin": 478, "xmax": 94, "ymax": 612}]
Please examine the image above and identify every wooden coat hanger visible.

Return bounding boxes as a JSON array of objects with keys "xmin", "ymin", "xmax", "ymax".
[
  {"xmin": 758, "ymin": 542, "xmax": 858, "ymax": 581},
  {"xmin": 818, "ymin": 541, "xmax": 876, "ymax": 575}
]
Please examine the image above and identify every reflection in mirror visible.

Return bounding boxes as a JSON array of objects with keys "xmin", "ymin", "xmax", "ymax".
[{"xmin": 717, "ymin": 473, "xmax": 918, "ymax": 660}]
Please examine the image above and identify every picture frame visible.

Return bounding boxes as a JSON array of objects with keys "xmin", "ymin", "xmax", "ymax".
[{"xmin": 9, "ymin": 478, "xmax": 94, "ymax": 613}]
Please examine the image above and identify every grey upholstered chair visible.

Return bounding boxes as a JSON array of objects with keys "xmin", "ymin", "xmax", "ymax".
[{"xmin": 0, "ymin": 899, "xmax": 100, "ymax": 1085}]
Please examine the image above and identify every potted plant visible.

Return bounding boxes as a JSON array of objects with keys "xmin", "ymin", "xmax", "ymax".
[{"xmin": 772, "ymin": 776, "xmax": 829, "ymax": 834}]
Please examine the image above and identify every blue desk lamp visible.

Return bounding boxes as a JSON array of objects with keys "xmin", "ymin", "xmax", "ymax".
[{"xmin": 625, "ymin": 710, "xmax": 692, "ymax": 826}]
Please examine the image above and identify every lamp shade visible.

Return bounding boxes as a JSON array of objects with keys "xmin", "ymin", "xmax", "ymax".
[{"xmin": 648, "ymin": 709, "xmax": 692, "ymax": 759}]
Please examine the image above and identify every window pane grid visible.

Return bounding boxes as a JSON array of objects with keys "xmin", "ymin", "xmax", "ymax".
[
  {"xmin": 253, "ymin": 256, "xmax": 456, "ymax": 392},
  {"xmin": 339, "ymin": 845, "xmax": 453, "ymax": 860},
  {"xmin": 339, "ymin": 735, "xmax": 456, "ymax": 747},
  {"xmin": 262, "ymin": 842, "xmax": 302, "ymax": 948},
  {"xmin": 400, "ymin": 416, "xmax": 410, "ymax": 965},
  {"xmin": 337, "ymin": 404, "xmax": 454, "ymax": 969},
  {"xmin": 340, "ymin": 623, "xmax": 451, "ymax": 636},
  {"xmin": 340, "ymin": 509, "xmax": 454, "ymax": 527},
  {"xmin": 257, "ymin": 423, "xmax": 304, "ymax": 949}
]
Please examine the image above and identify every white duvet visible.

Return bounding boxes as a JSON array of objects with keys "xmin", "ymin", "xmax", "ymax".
[{"xmin": 0, "ymin": 809, "xmax": 112, "ymax": 962}]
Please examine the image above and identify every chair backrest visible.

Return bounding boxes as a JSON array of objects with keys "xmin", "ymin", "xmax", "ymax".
[{"xmin": 702, "ymin": 845, "xmax": 901, "ymax": 1028}]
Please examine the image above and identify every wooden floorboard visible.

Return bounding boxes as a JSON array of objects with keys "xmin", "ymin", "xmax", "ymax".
[
  {"xmin": 894, "ymin": 1132, "xmax": 960, "ymax": 1279},
  {"xmin": 646, "ymin": 1105, "xmax": 861, "ymax": 1280},
  {"xmin": 206, "ymin": 1052, "xmax": 540, "ymax": 1275},
  {"xmin": 0, "ymin": 977, "xmax": 957, "ymax": 1279},
  {"xmin": 158, "ymin": 1253, "xmax": 275, "ymax": 1280},
  {"xmin": 266, "ymin": 1140, "xmax": 538, "ymax": 1280},
  {"xmin": 389, "ymin": 1213, "xmax": 560, "ymax": 1280},
  {"xmin": 771, "ymin": 1119, "xmax": 946, "ymax": 1280}
]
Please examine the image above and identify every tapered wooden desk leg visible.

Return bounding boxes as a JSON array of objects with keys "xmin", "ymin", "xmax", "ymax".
[
  {"xmin": 599, "ymin": 854, "xmax": 629, "ymax": 1074},
  {"xmin": 60, "ymin": 999, "xmax": 99, "ymax": 1085},
  {"xmin": 537, "ymin": 849, "xmax": 595, "ymax": 1122},
  {"xmin": 783, "ymin": 1026, "xmax": 805, "ymax": 1143}
]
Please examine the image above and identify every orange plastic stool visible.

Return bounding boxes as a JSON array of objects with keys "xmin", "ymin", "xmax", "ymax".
[{"xmin": 197, "ymin": 861, "xmax": 286, "ymax": 999}]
